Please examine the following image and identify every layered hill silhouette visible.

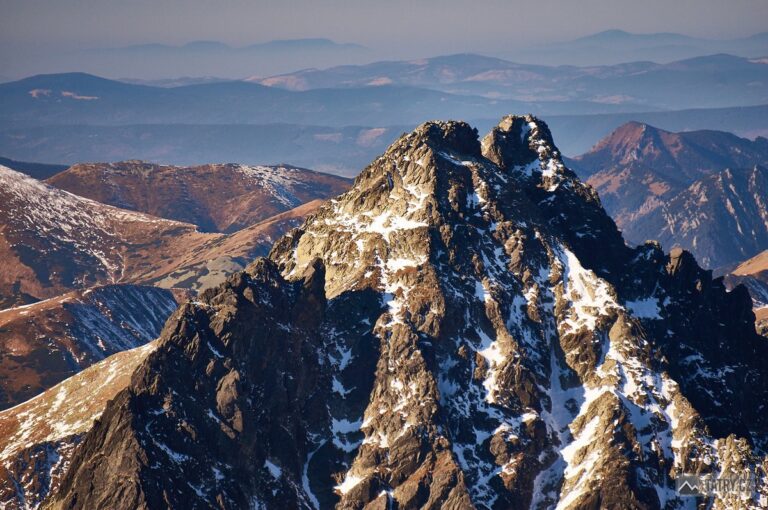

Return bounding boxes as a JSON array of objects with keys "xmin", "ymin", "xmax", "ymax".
[
  {"xmin": 252, "ymin": 53, "xmax": 768, "ymax": 110},
  {"xmin": 2, "ymin": 67, "xmax": 768, "ymax": 171}
]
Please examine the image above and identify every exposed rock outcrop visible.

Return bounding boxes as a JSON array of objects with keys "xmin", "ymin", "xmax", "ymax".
[{"xmin": 9, "ymin": 116, "xmax": 765, "ymax": 509}]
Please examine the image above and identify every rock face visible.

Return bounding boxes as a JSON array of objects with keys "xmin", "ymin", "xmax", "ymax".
[
  {"xmin": 0, "ymin": 342, "xmax": 159, "ymax": 509},
  {"xmin": 723, "ymin": 250, "xmax": 768, "ymax": 335},
  {"xmin": 19, "ymin": 116, "xmax": 768, "ymax": 509},
  {"xmin": 0, "ymin": 284, "xmax": 178, "ymax": 410},
  {"xmin": 46, "ymin": 162, "xmax": 351, "ymax": 234}
]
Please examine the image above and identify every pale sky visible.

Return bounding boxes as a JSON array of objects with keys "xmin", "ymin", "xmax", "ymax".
[{"xmin": 2, "ymin": 0, "xmax": 767, "ymax": 52}]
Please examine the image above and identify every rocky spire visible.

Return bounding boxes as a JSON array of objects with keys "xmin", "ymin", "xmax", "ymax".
[{"xmin": 40, "ymin": 116, "xmax": 768, "ymax": 509}]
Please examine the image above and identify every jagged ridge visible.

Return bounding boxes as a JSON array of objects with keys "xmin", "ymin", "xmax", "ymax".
[{"xmin": 29, "ymin": 116, "xmax": 768, "ymax": 510}]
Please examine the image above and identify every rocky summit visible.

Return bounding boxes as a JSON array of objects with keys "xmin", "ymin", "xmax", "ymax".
[{"xmin": 16, "ymin": 115, "xmax": 768, "ymax": 509}]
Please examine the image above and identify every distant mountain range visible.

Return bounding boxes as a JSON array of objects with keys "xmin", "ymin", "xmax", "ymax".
[
  {"xmin": 251, "ymin": 53, "xmax": 768, "ymax": 110},
  {"xmin": 505, "ymin": 29, "xmax": 768, "ymax": 66},
  {"xmin": 1, "ymin": 56, "xmax": 768, "ymax": 171},
  {"xmin": 2, "ymin": 104, "xmax": 767, "ymax": 174},
  {"xmin": 0, "ymin": 71, "xmax": 645, "ymax": 130},
  {"xmin": 4, "ymin": 38, "xmax": 372, "ymax": 82},
  {"xmin": 5, "ymin": 53, "xmax": 768, "ymax": 130},
  {"xmin": 570, "ymin": 122, "xmax": 768, "ymax": 267},
  {"xmin": 114, "ymin": 38, "xmax": 366, "ymax": 53},
  {"xmin": 6, "ymin": 30, "xmax": 768, "ymax": 80},
  {"xmin": 118, "ymin": 76, "xmax": 231, "ymax": 88}
]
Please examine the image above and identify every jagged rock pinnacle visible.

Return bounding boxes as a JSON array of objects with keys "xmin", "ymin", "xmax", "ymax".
[{"xmin": 29, "ymin": 115, "xmax": 768, "ymax": 510}]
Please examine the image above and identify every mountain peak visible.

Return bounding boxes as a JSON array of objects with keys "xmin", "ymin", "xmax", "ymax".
[
  {"xmin": 272, "ymin": 114, "xmax": 622, "ymax": 300},
  {"xmin": 573, "ymin": 122, "xmax": 768, "ymax": 263},
  {"xmin": 22, "ymin": 116, "xmax": 768, "ymax": 509},
  {"xmin": 483, "ymin": 114, "xmax": 561, "ymax": 172},
  {"xmin": 388, "ymin": 119, "xmax": 481, "ymax": 161},
  {"xmin": 590, "ymin": 121, "xmax": 664, "ymax": 154}
]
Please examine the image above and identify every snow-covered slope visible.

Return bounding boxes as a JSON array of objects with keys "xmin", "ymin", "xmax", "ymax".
[
  {"xmin": 0, "ymin": 284, "xmax": 178, "ymax": 410},
  {"xmin": 0, "ymin": 165, "xmax": 218, "ymax": 306},
  {"xmin": 46, "ymin": 161, "xmax": 351, "ymax": 233},
  {"xmin": 0, "ymin": 341, "xmax": 158, "ymax": 508}
]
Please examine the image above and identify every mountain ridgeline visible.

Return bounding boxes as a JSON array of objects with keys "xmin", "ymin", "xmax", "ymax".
[
  {"xmin": 572, "ymin": 122, "xmax": 768, "ymax": 268},
  {"xmin": 0, "ymin": 163, "xmax": 346, "ymax": 306},
  {"xmin": 0, "ymin": 284, "xmax": 178, "ymax": 411},
  {"xmin": 5, "ymin": 116, "xmax": 766, "ymax": 509},
  {"xmin": 46, "ymin": 161, "xmax": 351, "ymax": 234}
]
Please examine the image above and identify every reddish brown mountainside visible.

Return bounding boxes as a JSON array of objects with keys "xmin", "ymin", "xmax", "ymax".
[
  {"xmin": 0, "ymin": 285, "xmax": 178, "ymax": 410},
  {"xmin": 571, "ymin": 122, "xmax": 768, "ymax": 228},
  {"xmin": 46, "ymin": 161, "xmax": 350, "ymax": 233},
  {"xmin": 0, "ymin": 166, "xmax": 327, "ymax": 306},
  {"xmin": 0, "ymin": 166, "xmax": 218, "ymax": 307}
]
